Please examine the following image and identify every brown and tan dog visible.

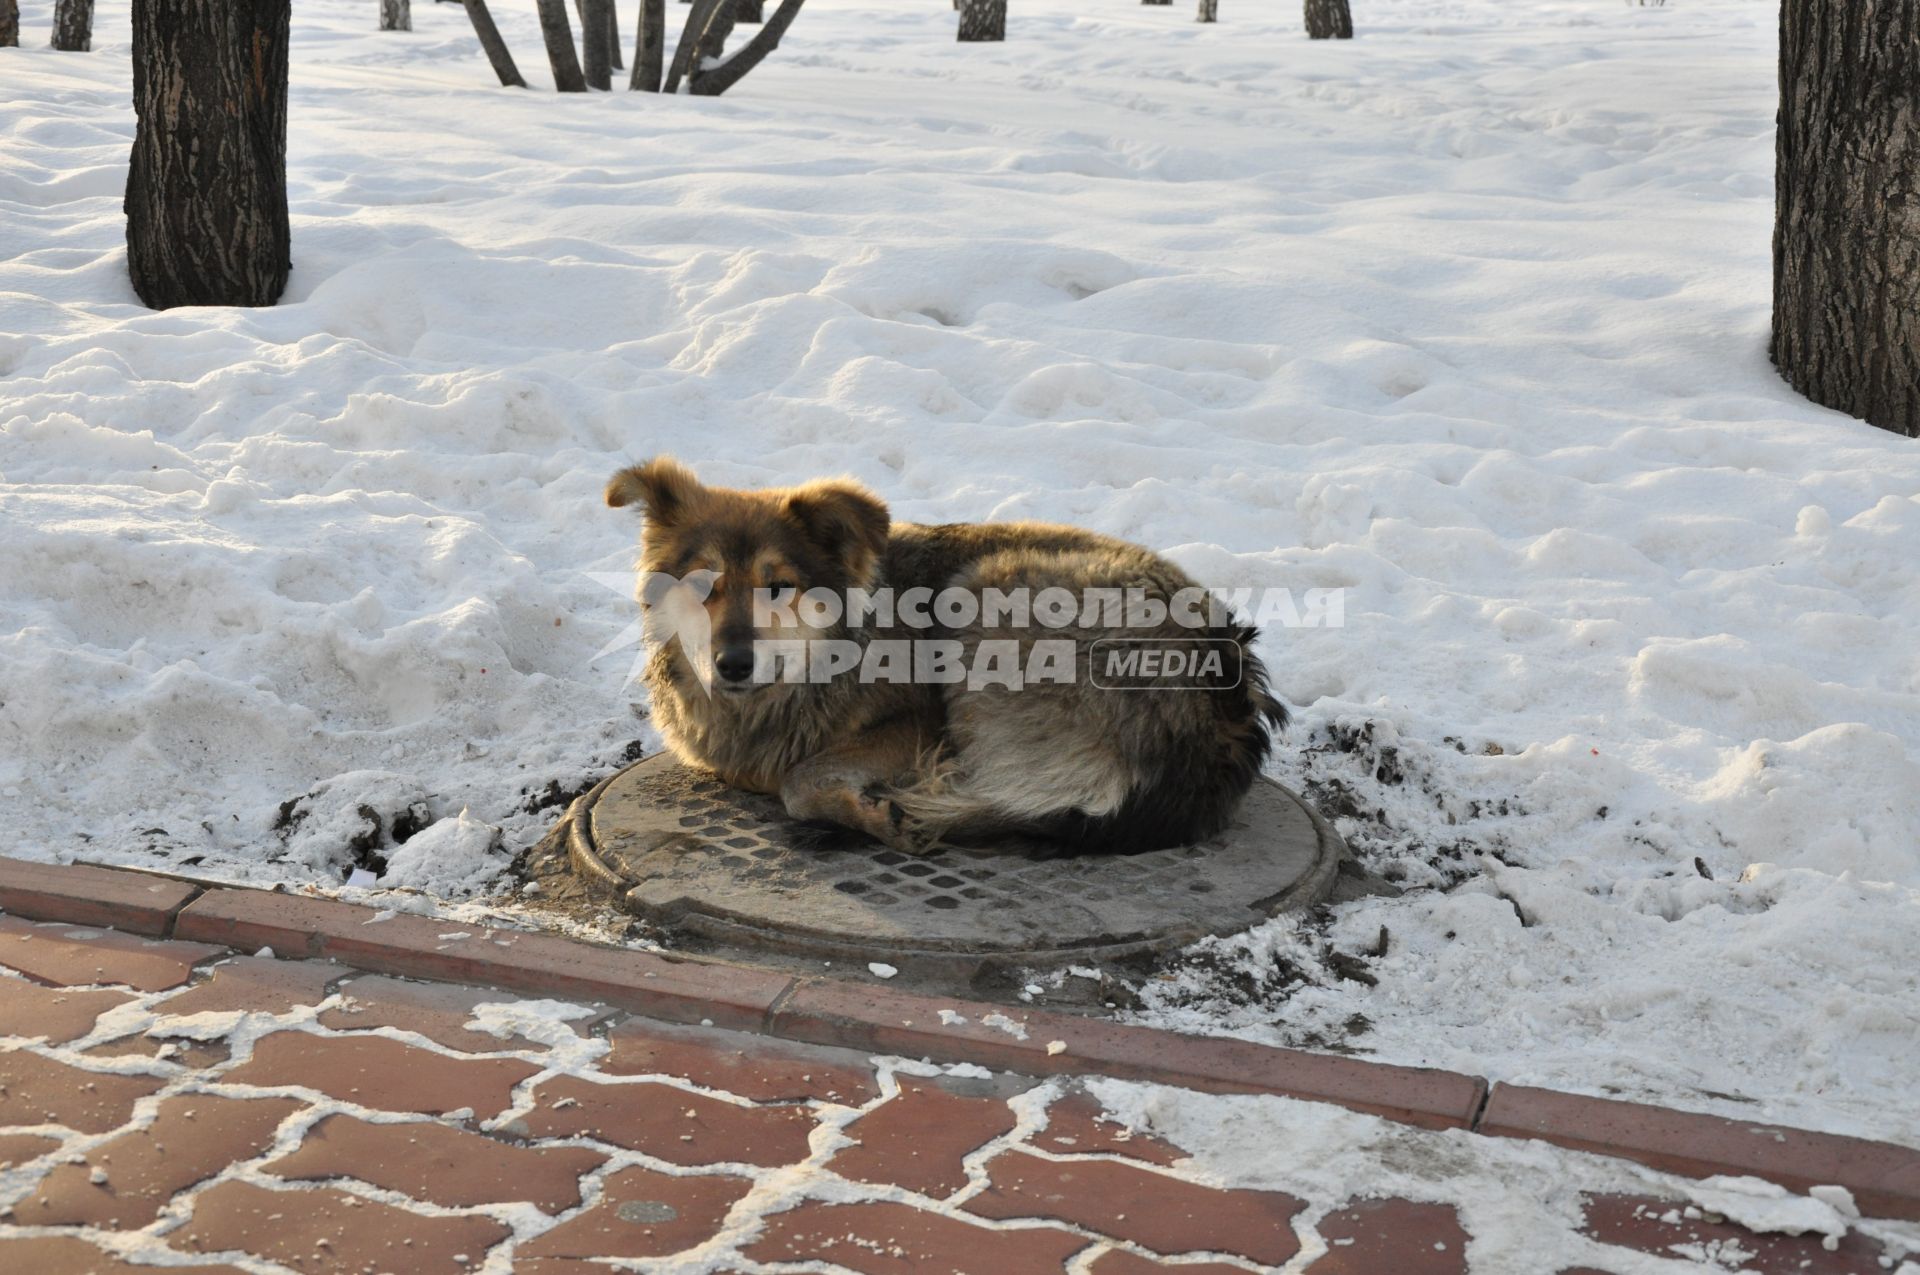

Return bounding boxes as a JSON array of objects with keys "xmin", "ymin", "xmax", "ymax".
[{"xmin": 607, "ymin": 457, "xmax": 1284, "ymax": 854}]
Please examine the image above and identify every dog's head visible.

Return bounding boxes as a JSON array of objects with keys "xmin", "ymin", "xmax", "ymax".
[{"xmin": 606, "ymin": 457, "xmax": 889, "ymax": 694}]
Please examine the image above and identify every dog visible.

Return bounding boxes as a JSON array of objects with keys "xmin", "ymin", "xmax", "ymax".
[{"xmin": 607, "ymin": 457, "xmax": 1285, "ymax": 855}]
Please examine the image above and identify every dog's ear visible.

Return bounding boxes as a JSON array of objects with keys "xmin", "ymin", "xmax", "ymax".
[
  {"xmin": 606, "ymin": 457, "xmax": 702, "ymax": 525},
  {"xmin": 783, "ymin": 479, "xmax": 890, "ymax": 585}
]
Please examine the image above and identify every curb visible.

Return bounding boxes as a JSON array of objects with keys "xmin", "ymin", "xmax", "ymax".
[
  {"xmin": 7, "ymin": 858, "xmax": 1916, "ymax": 1221},
  {"xmin": 0, "ymin": 859, "xmax": 200, "ymax": 936}
]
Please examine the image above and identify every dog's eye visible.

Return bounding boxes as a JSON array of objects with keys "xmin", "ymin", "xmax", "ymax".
[{"xmin": 767, "ymin": 581, "xmax": 796, "ymax": 603}]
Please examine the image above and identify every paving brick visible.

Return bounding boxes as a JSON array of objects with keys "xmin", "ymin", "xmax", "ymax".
[
  {"xmin": 22, "ymin": 1094, "xmax": 304, "ymax": 1229},
  {"xmin": 827, "ymin": 1075, "xmax": 1019, "ymax": 1198},
  {"xmin": 0, "ymin": 1235, "xmax": 248, "ymax": 1275},
  {"xmin": 1580, "ymin": 1193, "xmax": 1890, "ymax": 1274},
  {"xmin": 519, "ymin": 1075, "xmax": 817, "ymax": 1168},
  {"xmin": 0, "ymin": 1131, "xmax": 62, "ymax": 1167},
  {"xmin": 1088, "ymin": 1251, "xmax": 1256, "ymax": 1275},
  {"xmin": 1481, "ymin": 1084, "xmax": 1920, "ymax": 1222},
  {"xmin": 1030, "ymin": 1089, "xmax": 1185, "ymax": 1167},
  {"xmin": 1303, "ymin": 1198, "xmax": 1469, "ymax": 1273},
  {"xmin": 0, "ymin": 914, "xmax": 222, "ymax": 992},
  {"xmin": 158, "ymin": 956, "xmax": 338, "ymax": 1017},
  {"xmin": 0, "ymin": 975, "xmax": 134, "ymax": 1043},
  {"xmin": 603, "ymin": 1016, "xmax": 878, "ymax": 1104},
  {"xmin": 0, "ymin": 859, "xmax": 200, "ymax": 936},
  {"xmin": 771, "ymin": 978, "xmax": 1485, "ymax": 1130},
  {"xmin": 169, "ymin": 1178, "xmax": 510, "ymax": 1272},
  {"xmin": 175, "ymin": 888, "xmax": 794, "ymax": 1030},
  {"xmin": 966, "ymin": 1149, "xmax": 1304, "ymax": 1267},
  {"xmin": 0, "ymin": 1051, "xmax": 164, "ymax": 1133},
  {"xmin": 517, "ymin": 1164, "xmax": 753, "ymax": 1261},
  {"xmin": 319, "ymin": 973, "xmax": 611, "ymax": 1054},
  {"xmin": 222, "ymin": 1030, "xmax": 538, "ymax": 1119},
  {"xmin": 743, "ymin": 1199, "xmax": 1089, "ymax": 1275},
  {"xmin": 266, "ymin": 1113, "xmax": 608, "ymax": 1213}
]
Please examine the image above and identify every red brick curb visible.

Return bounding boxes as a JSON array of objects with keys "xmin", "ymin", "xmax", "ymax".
[
  {"xmin": 171, "ymin": 888, "xmax": 790, "ymax": 1033},
  {"xmin": 0, "ymin": 859, "xmax": 200, "ymax": 937},
  {"xmin": 770, "ymin": 979, "xmax": 1484, "ymax": 1130},
  {"xmin": 10, "ymin": 859, "xmax": 1919, "ymax": 1222},
  {"xmin": 1481, "ymin": 1083, "xmax": 1920, "ymax": 1224}
]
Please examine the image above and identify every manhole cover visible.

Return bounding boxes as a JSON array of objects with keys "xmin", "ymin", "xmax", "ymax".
[{"xmin": 549, "ymin": 754, "xmax": 1342, "ymax": 980}]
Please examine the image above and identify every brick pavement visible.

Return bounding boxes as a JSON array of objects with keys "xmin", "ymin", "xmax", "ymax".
[{"xmin": 0, "ymin": 908, "xmax": 1913, "ymax": 1272}]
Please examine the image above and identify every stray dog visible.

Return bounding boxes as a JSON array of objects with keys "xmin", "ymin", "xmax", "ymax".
[{"xmin": 608, "ymin": 457, "xmax": 1284, "ymax": 854}]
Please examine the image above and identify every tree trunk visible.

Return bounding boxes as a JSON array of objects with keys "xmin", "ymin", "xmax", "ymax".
[
  {"xmin": 1197, "ymin": 0, "xmax": 1216, "ymax": 19},
  {"xmin": 379, "ymin": 0, "xmax": 411, "ymax": 30},
  {"xmin": 535, "ymin": 0, "xmax": 588, "ymax": 91},
  {"xmin": 664, "ymin": 0, "xmax": 723, "ymax": 91},
  {"xmin": 738, "ymin": 0, "xmax": 764, "ymax": 23},
  {"xmin": 958, "ymin": 0, "xmax": 1003, "ymax": 41},
  {"xmin": 461, "ymin": 0, "xmax": 526, "ymax": 85},
  {"xmin": 1, "ymin": 0, "xmax": 20, "ymax": 47},
  {"xmin": 126, "ymin": 0, "xmax": 291, "ymax": 309},
  {"xmin": 631, "ymin": 0, "xmax": 663, "ymax": 89},
  {"xmin": 689, "ymin": 0, "xmax": 802, "ymax": 96},
  {"xmin": 582, "ymin": 0, "xmax": 612, "ymax": 87},
  {"xmin": 51, "ymin": 0, "xmax": 93, "ymax": 50},
  {"xmin": 575, "ymin": 0, "xmax": 621, "ymax": 67},
  {"xmin": 693, "ymin": 0, "xmax": 737, "ymax": 71},
  {"xmin": 1773, "ymin": 0, "xmax": 1919, "ymax": 437},
  {"xmin": 691, "ymin": 0, "xmax": 802, "ymax": 94},
  {"xmin": 1303, "ymin": 0, "xmax": 1350, "ymax": 39}
]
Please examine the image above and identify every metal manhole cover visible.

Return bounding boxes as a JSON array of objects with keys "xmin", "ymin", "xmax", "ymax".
[{"xmin": 550, "ymin": 755, "xmax": 1342, "ymax": 975}]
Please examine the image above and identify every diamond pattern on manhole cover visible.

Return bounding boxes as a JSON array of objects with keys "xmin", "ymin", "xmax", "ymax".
[{"xmin": 566, "ymin": 754, "xmax": 1340, "ymax": 963}]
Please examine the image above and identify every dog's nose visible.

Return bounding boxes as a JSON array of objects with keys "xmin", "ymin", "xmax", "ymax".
[{"xmin": 714, "ymin": 646, "xmax": 755, "ymax": 684}]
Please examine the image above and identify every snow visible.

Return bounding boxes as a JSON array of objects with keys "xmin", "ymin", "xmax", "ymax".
[
  {"xmin": 377, "ymin": 806, "xmax": 508, "ymax": 895},
  {"xmin": 1677, "ymin": 1175, "xmax": 1850, "ymax": 1244},
  {"xmin": 3, "ymin": 0, "xmax": 1918, "ymax": 1150}
]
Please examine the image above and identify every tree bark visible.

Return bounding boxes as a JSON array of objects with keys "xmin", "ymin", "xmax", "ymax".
[
  {"xmin": 664, "ymin": 0, "xmax": 723, "ymax": 91},
  {"xmin": 535, "ymin": 0, "xmax": 588, "ymax": 91},
  {"xmin": 690, "ymin": 0, "xmax": 803, "ymax": 96},
  {"xmin": 575, "ymin": 0, "xmax": 621, "ymax": 67},
  {"xmin": 1, "ymin": 0, "xmax": 20, "ymax": 47},
  {"xmin": 693, "ymin": 0, "xmax": 737, "ymax": 72},
  {"xmin": 1303, "ymin": 0, "xmax": 1351, "ymax": 39},
  {"xmin": 958, "ymin": 0, "xmax": 1003, "ymax": 41},
  {"xmin": 461, "ymin": 0, "xmax": 526, "ymax": 85},
  {"xmin": 738, "ymin": 0, "xmax": 764, "ymax": 23},
  {"xmin": 51, "ymin": 0, "xmax": 93, "ymax": 50},
  {"xmin": 631, "ymin": 0, "xmax": 663, "ymax": 90},
  {"xmin": 380, "ymin": 0, "xmax": 411, "ymax": 30},
  {"xmin": 1773, "ymin": 0, "xmax": 1919, "ymax": 437},
  {"xmin": 582, "ymin": 0, "xmax": 612, "ymax": 87},
  {"xmin": 1197, "ymin": 0, "xmax": 1216, "ymax": 20},
  {"xmin": 126, "ymin": 0, "xmax": 291, "ymax": 309}
]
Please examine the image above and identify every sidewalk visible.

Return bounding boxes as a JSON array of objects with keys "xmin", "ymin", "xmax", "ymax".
[{"xmin": 0, "ymin": 863, "xmax": 1913, "ymax": 1273}]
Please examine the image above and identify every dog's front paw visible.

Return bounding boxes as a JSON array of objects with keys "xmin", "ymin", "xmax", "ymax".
[{"xmin": 877, "ymin": 799, "xmax": 941, "ymax": 856}]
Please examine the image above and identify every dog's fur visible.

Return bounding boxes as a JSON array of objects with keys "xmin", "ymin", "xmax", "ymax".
[{"xmin": 608, "ymin": 457, "xmax": 1285, "ymax": 854}]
